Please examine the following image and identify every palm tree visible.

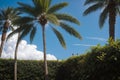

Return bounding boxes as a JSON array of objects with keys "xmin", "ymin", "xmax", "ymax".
[
  {"xmin": 83, "ymin": 0, "xmax": 120, "ymax": 40},
  {"xmin": 8, "ymin": 0, "xmax": 82, "ymax": 80},
  {"xmin": 0, "ymin": 7, "xmax": 20, "ymax": 57},
  {"xmin": 0, "ymin": 7, "xmax": 20, "ymax": 80}
]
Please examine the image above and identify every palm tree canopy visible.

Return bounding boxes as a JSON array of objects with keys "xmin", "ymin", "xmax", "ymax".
[
  {"xmin": 83, "ymin": 0, "xmax": 120, "ymax": 28},
  {"xmin": 0, "ymin": 7, "xmax": 20, "ymax": 31},
  {"xmin": 8, "ymin": 0, "xmax": 82, "ymax": 48}
]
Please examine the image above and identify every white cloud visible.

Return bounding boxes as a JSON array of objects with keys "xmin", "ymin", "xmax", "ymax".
[
  {"xmin": 86, "ymin": 37, "xmax": 107, "ymax": 42},
  {"xmin": 0, "ymin": 32, "xmax": 57, "ymax": 60},
  {"xmin": 73, "ymin": 44, "xmax": 96, "ymax": 47}
]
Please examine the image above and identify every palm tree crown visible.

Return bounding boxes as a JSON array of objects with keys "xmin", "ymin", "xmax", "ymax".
[
  {"xmin": 0, "ymin": 7, "xmax": 20, "ymax": 57},
  {"xmin": 8, "ymin": 0, "xmax": 82, "ymax": 48},
  {"xmin": 83, "ymin": 0, "xmax": 120, "ymax": 40}
]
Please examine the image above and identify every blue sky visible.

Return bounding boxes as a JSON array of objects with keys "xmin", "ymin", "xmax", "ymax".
[{"xmin": 0, "ymin": 0, "xmax": 120, "ymax": 60}]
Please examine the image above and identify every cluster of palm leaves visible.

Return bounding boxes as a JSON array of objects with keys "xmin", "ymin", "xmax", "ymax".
[{"xmin": 0, "ymin": 0, "xmax": 120, "ymax": 80}]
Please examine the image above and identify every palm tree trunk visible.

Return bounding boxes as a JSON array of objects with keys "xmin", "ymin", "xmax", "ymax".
[
  {"xmin": 108, "ymin": 0, "xmax": 116, "ymax": 41},
  {"xmin": 0, "ymin": 38, "xmax": 5, "ymax": 57},
  {"xmin": 42, "ymin": 26, "xmax": 48, "ymax": 80},
  {"xmin": 0, "ymin": 21, "xmax": 9, "ymax": 57},
  {"xmin": 14, "ymin": 33, "xmax": 20, "ymax": 80}
]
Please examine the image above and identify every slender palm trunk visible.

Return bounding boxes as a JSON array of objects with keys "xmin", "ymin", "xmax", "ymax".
[
  {"xmin": 0, "ymin": 21, "xmax": 9, "ymax": 57},
  {"xmin": 42, "ymin": 26, "xmax": 48, "ymax": 80},
  {"xmin": 14, "ymin": 33, "xmax": 20, "ymax": 80},
  {"xmin": 108, "ymin": 0, "xmax": 116, "ymax": 41}
]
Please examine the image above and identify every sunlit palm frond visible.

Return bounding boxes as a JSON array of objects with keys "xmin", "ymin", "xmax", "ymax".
[
  {"xmin": 46, "ymin": 14, "xmax": 59, "ymax": 25},
  {"xmin": 60, "ymin": 22, "xmax": 82, "ymax": 40},
  {"xmin": 48, "ymin": 2, "xmax": 68, "ymax": 13},
  {"xmin": 55, "ymin": 13, "xmax": 80, "ymax": 25},
  {"xmin": 99, "ymin": 7, "xmax": 108, "ymax": 28},
  {"xmin": 52, "ymin": 27, "xmax": 66, "ymax": 49},
  {"xmin": 83, "ymin": 3, "xmax": 103, "ymax": 16}
]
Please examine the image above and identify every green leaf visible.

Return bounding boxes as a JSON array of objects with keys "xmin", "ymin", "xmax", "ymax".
[
  {"xmin": 60, "ymin": 22, "xmax": 82, "ymax": 40},
  {"xmin": 99, "ymin": 7, "xmax": 108, "ymax": 28},
  {"xmin": 18, "ymin": 2, "xmax": 37, "ymax": 16},
  {"xmin": 6, "ymin": 26, "xmax": 24, "ymax": 41},
  {"xmin": 84, "ymin": 0, "xmax": 104, "ymax": 5},
  {"xmin": 30, "ymin": 27, "xmax": 37, "ymax": 43},
  {"xmin": 46, "ymin": 14, "xmax": 59, "ymax": 25},
  {"xmin": 13, "ymin": 17, "xmax": 34, "ymax": 26},
  {"xmin": 48, "ymin": 2, "xmax": 68, "ymax": 13},
  {"xmin": 83, "ymin": 3, "xmax": 103, "ymax": 16},
  {"xmin": 55, "ymin": 13, "xmax": 80, "ymax": 25},
  {"xmin": 17, "ymin": 24, "xmax": 33, "ymax": 43},
  {"xmin": 52, "ymin": 27, "xmax": 66, "ymax": 49}
]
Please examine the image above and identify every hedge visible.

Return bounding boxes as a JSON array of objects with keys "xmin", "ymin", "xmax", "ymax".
[{"xmin": 0, "ymin": 40, "xmax": 120, "ymax": 80}]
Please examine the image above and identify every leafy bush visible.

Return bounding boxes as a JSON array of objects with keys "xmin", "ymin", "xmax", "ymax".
[
  {"xmin": 56, "ymin": 39, "xmax": 120, "ymax": 80},
  {"xmin": 0, "ymin": 40, "xmax": 120, "ymax": 80},
  {"xmin": 0, "ymin": 60, "xmax": 61, "ymax": 80}
]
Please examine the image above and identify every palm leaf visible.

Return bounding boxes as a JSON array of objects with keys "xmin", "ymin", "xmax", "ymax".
[
  {"xmin": 99, "ymin": 7, "xmax": 108, "ymax": 28},
  {"xmin": 12, "ymin": 17, "xmax": 34, "ymax": 25},
  {"xmin": 52, "ymin": 27, "xmax": 66, "ymax": 49},
  {"xmin": 18, "ymin": 2, "xmax": 38, "ymax": 17},
  {"xmin": 9, "ymin": 25, "xmax": 15, "ymax": 31},
  {"xmin": 30, "ymin": 27, "xmax": 36, "ymax": 43},
  {"xmin": 17, "ymin": 24, "xmax": 33, "ymax": 44},
  {"xmin": 48, "ymin": 2, "xmax": 68, "ymax": 13},
  {"xmin": 6, "ymin": 26, "xmax": 24, "ymax": 41},
  {"xmin": 46, "ymin": 14, "xmax": 59, "ymax": 25},
  {"xmin": 83, "ymin": 3, "xmax": 103, "ymax": 16},
  {"xmin": 44, "ymin": 0, "xmax": 51, "ymax": 12},
  {"xmin": 55, "ymin": 13, "xmax": 80, "ymax": 25},
  {"xmin": 84, "ymin": 0, "xmax": 104, "ymax": 5},
  {"xmin": 60, "ymin": 22, "xmax": 82, "ymax": 40}
]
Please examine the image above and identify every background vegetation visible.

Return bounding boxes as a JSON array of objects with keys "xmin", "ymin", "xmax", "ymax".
[{"xmin": 0, "ymin": 40, "xmax": 120, "ymax": 80}]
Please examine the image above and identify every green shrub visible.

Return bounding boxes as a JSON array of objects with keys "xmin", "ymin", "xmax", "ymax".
[{"xmin": 0, "ymin": 40, "xmax": 120, "ymax": 80}]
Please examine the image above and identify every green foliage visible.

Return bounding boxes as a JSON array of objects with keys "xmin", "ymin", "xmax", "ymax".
[
  {"xmin": 0, "ymin": 40, "xmax": 120, "ymax": 80},
  {"xmin": 0, "ymin": 60, "xmax": 61, "ymax": 80},
  {"xmin": 56, "ymin": 39, "xmax": 120, "ymax": 80}
]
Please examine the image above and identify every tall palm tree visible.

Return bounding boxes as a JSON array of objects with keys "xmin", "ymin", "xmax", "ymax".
[
  {"xmin": 8, "ymin": 0, "xmax": 82, "ymax": 80},
  {"xmin": 0, "ymin": 7, "xmax": 20, "ymax": 57},
  {"xmin": 83, "ymin": 0, "xmax": 120, "ymax": 40}
]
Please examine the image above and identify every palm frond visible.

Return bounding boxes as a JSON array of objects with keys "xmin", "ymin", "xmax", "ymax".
[
  {"xmin": 60, "ymin": 22, "xmax": 82, "ymax": 40},
  {"xmin": 18, "ymin": 2, "xmax": 38, "ymax": 17},
  {"xmin": 46, "ymin": 14, "xmax": 59, "ymax": 25},
  {"xmin": 12, "ymin": 16, "xmax": 34, "ymax": 25},
  {"xmin": 48, "ymin": 2, "xmax": 68, "ymax": 13},
  {"xmin": 52, "ymin": 27, "xmax": 66, "ymax": 49},
  {"xmin": 6, "ymin": 26, "xmax": 24, "ymax": 41},
  {"xmin": 116, "ymin": 7, "xmax": 120, "ymax": 15},
  {"xmin": 55, "ymin": 13, "xmax": 80, "ymax": 25},
  {"xmin": 99, "ymin": 7, "xmax": 108, "ymax": 28},
  {"xmin": 32, "ymin": 0, "xmax": 50, "ymax": 13},
  {"xmin": 32, "ymin": 0, "xmax": 43, "ymax": 11},
  {"xmin": 84, "ymin": 0, "xmax": 104, "ymax": 5},
  {"xmin": 9, "ymin": 25, "xmax": 15, "ymax": 31},
  {"xmin": 44, "ymin": 0, "xmax": 52, "ymax": 12},
  {"xmin": 83, "ymin": 3, "xmax": 103, "ymax": 16},
  {"xmin": 30, "ymin": 27, "xmax": 37, "ymax": 43},
  {"xmin": 17, "ymin": 24, "xmax": 33, "ymax": 43}
]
